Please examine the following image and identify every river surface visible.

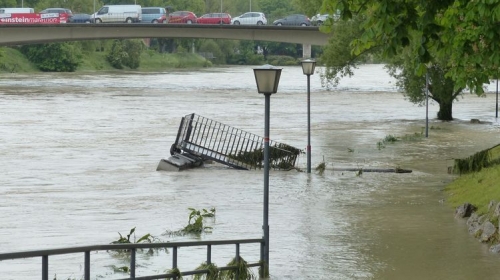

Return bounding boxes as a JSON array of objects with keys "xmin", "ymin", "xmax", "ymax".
[{"xmin": 1, "ymin": 64, "xmax": 500, "ymax": 279}]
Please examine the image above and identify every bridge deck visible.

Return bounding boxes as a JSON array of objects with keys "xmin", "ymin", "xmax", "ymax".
[{"xmin": 0, "ymin": 24, "xmax": 330, "ymax": 46}]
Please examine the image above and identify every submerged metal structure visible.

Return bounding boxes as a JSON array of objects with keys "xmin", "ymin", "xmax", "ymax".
[{"xmin": 157, "ymin": 113, "xmax": 301, "ymax": 171}]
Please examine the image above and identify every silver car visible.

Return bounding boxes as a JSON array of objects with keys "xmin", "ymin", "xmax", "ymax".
[{"xmin": 231, "ymin": 12, "xmax": 266, "ymax": 25}]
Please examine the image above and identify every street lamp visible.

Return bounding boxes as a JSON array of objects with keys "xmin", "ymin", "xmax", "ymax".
[
  {"xmin": 253, "ymin": 64, "xmax": 282, "ymax": 276},
  {"xmin": 301, "ymin": 59, "xmax": 316, "ymax": 173}
]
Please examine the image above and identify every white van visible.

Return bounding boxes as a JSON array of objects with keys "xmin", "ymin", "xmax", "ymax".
[
  {"xmin": 0, "ymin": 8, "xmax": 34, "ymax": 13},
  {"xmin": 92, "ymin": 5, "xmax": 141, "ymax": 23}
]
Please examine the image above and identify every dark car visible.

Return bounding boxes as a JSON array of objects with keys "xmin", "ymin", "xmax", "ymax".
[
  {"xmin": 273, "ymin": 14, "xmax": 311, "ymax": 26},
  {"xmin": 168, "ymin": 11, "xmax": 197, "ymax": 24},
  {"xmin": 67, "ymin": 13, "xmax": 92, "ymax": 23},
  {"xmin": 197, "ymin": 13, "xmax": 231, "ymax": 24}
]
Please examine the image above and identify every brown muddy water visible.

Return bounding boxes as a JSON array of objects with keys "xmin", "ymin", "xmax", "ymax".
[{"xmin": 1, "ymin": 64, "xmax": 500, "ymax": 279}]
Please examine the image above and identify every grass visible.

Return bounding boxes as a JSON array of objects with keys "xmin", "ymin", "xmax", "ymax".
[
  {"xmin": 377, "ymin": 131, "xmax": 424, "ymax": 150},
  {"xmin": 0, "ymin": 47, "xmax": 38, "ymax": 72},
  {"xmin": 445, "ymin": 164, "xmax": 500, "ymax": 215}
]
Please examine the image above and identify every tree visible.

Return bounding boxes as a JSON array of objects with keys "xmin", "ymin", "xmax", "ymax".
[
  {"xmin": 386, "ymin": 54, "xmax": 463, "ymax": 121},
  {"xmin": 320, "ymin": 16, "xmax": 464, "ymax": 120},
  {"xmin": 293, "ymin": 0, "xmax": 322, "ymax": 17},
  {"xmin": 321, "ymin": 0, "xmax": 500, "ymax": 93},
  {"xmin": 106, "ymin": 39, "xmax": 143, "ymax": 69},
  {"xmin": 21, "ymin": 43, "xmax": 81, "ymax": 72},
  {"xmin": 166, "ymin": 0, "xmax": 205, "ymax": 15},
  {"xmin": 2, "ymin": 0, "xmax": 16, "ymax": 8},
  {"xmin": 259, "ymin": 0, "xmax": 295, "ymax": 22}
]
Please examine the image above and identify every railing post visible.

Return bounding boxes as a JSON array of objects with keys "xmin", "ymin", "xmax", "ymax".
[
  {"xmin": 207, "ymin": 244, "xmax": 212, "ymax": 264},
  {"xmin": 84, "ymin": 251, "xmax": 90, "ymax": 280},
  {"xmin": 235, "ymin": 243, "xmax": 240, "ymax": 280},
  {"xmin": 173, "ymin": 246, "xmax": 178, "ymax": 280},
  {"xmin": 260, "ymin": 241, "xmax": 265, "ymax": 279},
  {"xmin": 130, "ymin": 248, "xmax": 136, "ymax": 279},
  {"xmin": 42, "ymin": 255, "xmax": 48, "ymax": 280}
]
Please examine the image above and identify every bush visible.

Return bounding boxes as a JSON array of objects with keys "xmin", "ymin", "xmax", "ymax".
[
  {"xmin": 106, "ymin": 39, "xmax": 143, "ymax": 69},
  {"xmin": 21, "ymin": 43, "xmax": 81, "ymax": 72},
  {"xmin": 266, "ymin": 55, "xmax": 298, "ymax": 66}
]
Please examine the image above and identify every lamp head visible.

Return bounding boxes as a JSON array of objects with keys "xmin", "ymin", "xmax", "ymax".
[
  {"xmin": 301, "ymin": 59, "xmax": 316, "ymax": 75},
  {"xmin": 253, "ymin": 64, "xmax": 282, "ymax": 94}
]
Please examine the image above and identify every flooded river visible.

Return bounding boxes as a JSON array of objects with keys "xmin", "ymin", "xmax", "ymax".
[{"xmin": 1, "ymin": 64, "xmax": 500, "ymax": 279}]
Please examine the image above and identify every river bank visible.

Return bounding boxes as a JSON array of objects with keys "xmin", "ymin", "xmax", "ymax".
[{"xmin": 0, "ymin": 46, "xmax": 210, "ymax": 73}]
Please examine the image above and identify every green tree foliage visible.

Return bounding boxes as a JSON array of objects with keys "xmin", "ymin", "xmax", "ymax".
[
  {"xmin": 259, "ymin": 0, "xmax": 295, "ymax": 22},
  {"xmin": 123, "ymin": 39, "xmax": 142, "ymax": 69},
  {"xmin": 33, "ymin": 0, "xmax": 100, "ymax": 13},
  {"xmin": 292, "ymin": 0, "xmax": 322, "ymax": 17},
  {"xmin": 107, "ymin": 40, "xmax": 127, "ymax": 69},
  {"xmin": 198, "ymin": 39, "xmax": 224, "ymax": 64},
  {"xmin": 21, "ymin": 43, "xmax": 81, "ymax": 72},
  {"xmin": 386, "ymin": 55, "xmax": 463, "ymax": 121},
  {"xmin": 320, "ymin": 16, "xmax": 364, "ymax": 88},
  {"xmin": 321, "ymin": 0, "xmax": 500, "ymax": 93},
  {"xmin": 320, "ymin": 15, "xmax": 463, "ymax": 120},
  {"xmin": 166, "ymin": 0, "xmax": 205, "ymax": 15},
  {"xmin": 2, "ymin": 0, "xmax": 16, "ymax": 8},
  {"xmin": 106, "ymin": 39, "xmax": 143, "ymax": 69}
]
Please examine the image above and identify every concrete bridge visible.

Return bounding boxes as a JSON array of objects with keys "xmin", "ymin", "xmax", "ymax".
[{"xmin": 0, "ymin": 24, "xmax": 330, "ymax": 57}]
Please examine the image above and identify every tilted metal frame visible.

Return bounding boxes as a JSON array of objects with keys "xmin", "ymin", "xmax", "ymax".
[{"xmin": 172, "ymin": 113, "xmax": 299, "ymax": 170}]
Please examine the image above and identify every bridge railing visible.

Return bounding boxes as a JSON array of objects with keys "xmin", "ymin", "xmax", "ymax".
[{"xmin": 0, "ymin": 238, "xmax": 264, "ymax": 280}]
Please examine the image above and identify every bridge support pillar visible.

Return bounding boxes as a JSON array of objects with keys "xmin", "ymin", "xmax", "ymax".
[{"xmin": 302, "ymin": 44, "xmax": 312, "ymax": 59}]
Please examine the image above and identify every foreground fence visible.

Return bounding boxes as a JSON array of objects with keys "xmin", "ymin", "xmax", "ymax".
[{"xmin": 0, "ymin": 238, "xmax": 264, "ymax": 280}]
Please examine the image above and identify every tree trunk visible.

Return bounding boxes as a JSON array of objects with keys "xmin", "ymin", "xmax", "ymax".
[{"xmin": 437, "ymin": 101, "xmax": 453, "ymax": 120}]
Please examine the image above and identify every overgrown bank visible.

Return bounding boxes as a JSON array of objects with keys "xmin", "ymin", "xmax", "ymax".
[
  {"xmin": 445, "ymin": 144, "xmax": 500, "ymax": 251},
  {"xmin": 0, "ymin": 43, "xmax": 210, "ymax": 73},
  {"xmin": 0, "ymin": 38, "xmax": 321, "ymax": 74}
]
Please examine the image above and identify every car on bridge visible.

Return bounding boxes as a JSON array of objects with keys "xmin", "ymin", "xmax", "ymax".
[
  {"xmin": 168, "ymin": 11, "xmax": 197, "ymax": 24},
  {"xmin": 141, "ymin": 7, "xmax": 167, "ymax": 23},
  {"xmin": 67, "ymin": 13, "xmax": 92, "ymax": 23},
  {"xmin": 231, "ymin": 12, "xmax": 266, "ymax": 25},
  {"xmin": 273, "ymin": 14, "xmax": 311, "ymax": 26},
  {"xmin": 197, "ymin": 13, "xmax": 231, "ymax": 24},
  {"xmin": 40, "ymin": 8, "xmax": 73, "ymax": 17}
]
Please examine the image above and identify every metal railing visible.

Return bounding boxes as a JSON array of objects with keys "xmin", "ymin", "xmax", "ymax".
[
  {"xmin": 172, "ymin": 113, "xmax": 300, "ymax": 170},
  {"xmin": 0, "ymin": 238, "xmax": 264, "ymax": 280}
]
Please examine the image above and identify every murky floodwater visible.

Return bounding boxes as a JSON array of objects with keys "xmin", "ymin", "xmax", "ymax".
[{"xmin": 1, "ymin": 64, "xmax": 500, "ymax": 279}]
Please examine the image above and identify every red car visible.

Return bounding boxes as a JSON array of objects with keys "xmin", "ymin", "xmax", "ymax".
[
  {"xmin": 197, "ymin": 13, "xmax": 231, "ymax": 24},
  {"xmin": 168, "ymin": 11, "xmax": 197, "ymax": 24}
]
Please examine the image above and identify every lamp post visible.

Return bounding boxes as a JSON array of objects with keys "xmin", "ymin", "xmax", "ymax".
[
  {"xmin": 253, "ymin": 64, "xmax": 282, "ymax": 276},
  {"xmin": 301, "ymin": 59, "xmax": 316, "ymax": 173},
  {"xmin": 496, "ymin": 78, "xmax": 498, "ymax": 118},
  {"xmin": 425, "ymin": 71, "xmax": 429, "ymax": 138}
]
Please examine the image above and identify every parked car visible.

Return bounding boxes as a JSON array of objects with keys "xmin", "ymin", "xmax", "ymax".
[
  {"xmin": 141, "ymin": 7, "xmax": 167, "ymax": 23},
  {"xmin": 40, "ymin": 8, "xmax": 73, "ymax": 17},
  {"xmin": 310, "ymin": 11, "xmax": 341, "ymax": 26},
  {"xmin": 92, "ymin": 5, "xmax": 142, "ymax": 23},
  {"xmin": 273, "ymin": 14, "xmax": 310, "ymax": 26},
  {"xmin": 197, "ymin": 13, "xmax": 231, "ymax": 24},
  {"xmin": 67, "ymin": 13, "xmax": 92, "ymax": 23},
  {"xmin": 231, "ymin": 12, "xmax": 266, "ymax": 25},
  {"xmin": 40, "ymin": 8, "xmax": 73, "ymax": 22},
  {"xmin": 310, "ymin": 14, "xmax": 329, "ymax": 26},
  {"xmin": 168, "ymin": 11, "xmax": 197, "ymax": 24}
]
